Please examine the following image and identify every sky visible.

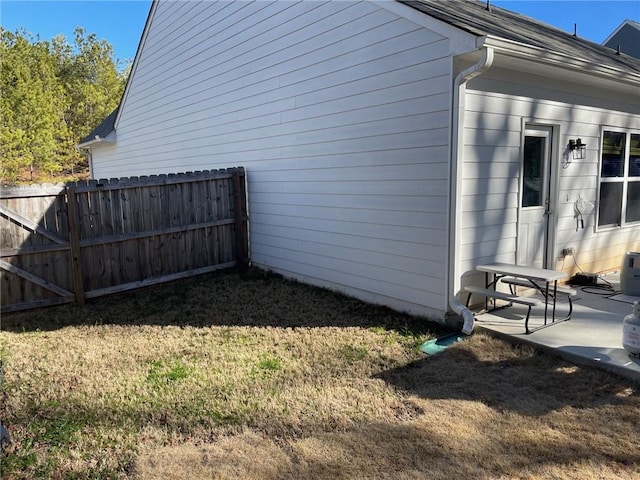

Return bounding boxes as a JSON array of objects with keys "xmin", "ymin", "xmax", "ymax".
[
  {"xmin": 1, "ymin": 0, "xmax": 153, "ymax": 62},
  {"xmin": 1, "ymin": 0, "xmax": 639, "ymax": 63}
]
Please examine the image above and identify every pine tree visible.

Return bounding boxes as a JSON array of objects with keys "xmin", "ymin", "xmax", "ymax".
[{"xmin": 0, "ymin": 28, "xmax": 126, "ymax": 184}]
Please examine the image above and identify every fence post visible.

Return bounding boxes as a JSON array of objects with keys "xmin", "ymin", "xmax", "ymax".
[
  {"xmin": 66, "ymin": 185, "xmax": 85, "ymax": 305},
  {"xmin": 232, "ymin": 169, "xmax": 249, "ymax": 267}
]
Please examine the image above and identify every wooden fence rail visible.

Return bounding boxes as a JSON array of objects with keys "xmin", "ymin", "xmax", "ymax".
[{"xmin": 1, "ymin": 168, "xmax": 249, "ymax": 313}]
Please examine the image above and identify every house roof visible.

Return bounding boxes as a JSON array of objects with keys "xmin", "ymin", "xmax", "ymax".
[
  {"xmin": 399, "ymin": 0, "xmax": 640, "ymax": 74},
  {"xmin": 78, "ymin": 106, "xmax": 119, "ymax": 147}
]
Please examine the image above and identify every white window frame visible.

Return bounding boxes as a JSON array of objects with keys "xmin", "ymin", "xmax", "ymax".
[{"xmin": 596, "ymin": 127, "xmax": 640, "ymax": 230}]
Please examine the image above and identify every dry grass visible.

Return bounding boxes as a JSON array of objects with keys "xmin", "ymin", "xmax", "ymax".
[{"xmin": 1, "ymin": 268, "xmax": 638, "ymax": 479}]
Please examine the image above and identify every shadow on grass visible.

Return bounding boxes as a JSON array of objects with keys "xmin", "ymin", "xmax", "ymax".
[
  {"xmin": 376, "ymin": 335, "xmax": 640, "ymax": 417},
  {"xmin": 1, "ymin": 267, "xmax": 449, "ymax": 337}
]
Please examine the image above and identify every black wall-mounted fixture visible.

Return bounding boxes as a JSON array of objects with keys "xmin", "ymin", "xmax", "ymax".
[{"xmin": 568, "ymin": 138, "xmax": 587, "ymax": 159}]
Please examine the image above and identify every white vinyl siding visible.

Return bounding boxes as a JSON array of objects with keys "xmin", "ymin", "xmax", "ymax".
[
  {"xmin": 91, "ymin": 0, "xmax": 456, "ymax": 317},
  {"xmin": 461, "ymin": 67, "xmax": 640, "ymax": 275}
]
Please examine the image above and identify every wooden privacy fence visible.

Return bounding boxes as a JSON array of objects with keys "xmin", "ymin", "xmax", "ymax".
[{"xmin": 1, "ymin": 168, "xmax": 249, "ymax": 313}]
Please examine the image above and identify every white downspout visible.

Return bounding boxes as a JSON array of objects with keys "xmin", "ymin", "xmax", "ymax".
[
  {"xmin": 77, "ymin": 147, "xmax": 94, "ymax": 179},
  {"xmin": 86, "ymin": 149, "xmax": 94, "ymax": 180},
  {"xmin": 447, "ymin": 45, "xmax": 494, "ymax": 335}
]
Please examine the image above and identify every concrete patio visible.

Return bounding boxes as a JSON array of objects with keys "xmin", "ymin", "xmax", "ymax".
[{"xmin": 472, "ymin": 271, "xmax": 640, "ymax": 382}]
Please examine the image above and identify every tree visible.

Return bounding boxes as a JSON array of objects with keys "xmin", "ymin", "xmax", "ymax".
[
  {"xmin": 0, "ymin": 28, "xmax": 126, "ymax": 184},
  {"xmin": 1, "ymin": 30, "xmax": 69, "ymax": 182},
  {"xmin": 59, "ymin": 28, "xmax": 127, "ymax": 144}
]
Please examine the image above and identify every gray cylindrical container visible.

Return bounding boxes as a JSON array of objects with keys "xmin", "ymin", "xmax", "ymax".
[{"xmin": 622, "ymin": 301, "xmax": 640, "ymax": 355}]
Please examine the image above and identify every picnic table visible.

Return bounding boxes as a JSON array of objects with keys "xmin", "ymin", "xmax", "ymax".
[{"xmin": 465, "ymin": 263, "xmax": 575, "ymax": 334}]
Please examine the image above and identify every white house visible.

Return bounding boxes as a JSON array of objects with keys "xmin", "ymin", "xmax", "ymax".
[{"xmin": 79, "ymin": 0, "xmax": 640, "ymax": 332}]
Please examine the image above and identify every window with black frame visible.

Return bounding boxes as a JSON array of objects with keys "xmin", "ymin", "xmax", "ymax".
[{"xmin": 598, "ymin": 130, "xmax": 640, "ymax": 228}]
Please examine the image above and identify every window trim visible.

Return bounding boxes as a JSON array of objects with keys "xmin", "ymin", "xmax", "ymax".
[{"xmin": 596, "ymin": 127, "xmax": 640, "ymax": 231}]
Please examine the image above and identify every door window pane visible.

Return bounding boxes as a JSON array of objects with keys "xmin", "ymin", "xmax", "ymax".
[
  {"xmin": 626, "ymin": 181, "xmax": 640, "ymax": 223},
  {"xmin": 598, "ymin": 183, "xmax": 623, "ymax": 226},
  {"xmin": 522, "ymin": 136, "xmax": 544, "ymax": 207},
  {"xmin": 601, "ymin": 131, "xmax": 625, "ymax": 177}
]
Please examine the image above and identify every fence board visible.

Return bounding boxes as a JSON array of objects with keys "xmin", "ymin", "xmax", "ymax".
[
  {"xmin": 0, "ymin": 205, "xmax": 67, "ymax": 244},
  {"xmin": 1, "ymin": 168, "xmax": 249, "ymax": 313},
  {"xmin": 0, "ymin": 260, "xmax": 74, "ymax": 297},
  {"xmin": 1, "ymin": 185, "xmax": 73, "ymax": 308},
  {"xmin": 66, "ymin": 186, "xmax": 85, "ymax": 305}
]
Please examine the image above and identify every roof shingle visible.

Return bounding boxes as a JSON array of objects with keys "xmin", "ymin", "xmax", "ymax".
[
  {"xmin": 79, "ymin": 106, "xmax": 119, "ymax": 145},
  {"xmin": 400, "ymin": 0, "xmax": 640, "ymax": 74}
]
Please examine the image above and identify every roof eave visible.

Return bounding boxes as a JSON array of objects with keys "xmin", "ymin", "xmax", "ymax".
[
  {"xmin": 77, "ymin": 135, "xmax": 116, "ymax": 149},
  {"xmin": 478, "ymin": 35, "xmax": 640, "ymax": 88}
]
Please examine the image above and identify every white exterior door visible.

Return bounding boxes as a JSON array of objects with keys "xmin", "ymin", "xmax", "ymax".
[{"xmin": 518, "ymin": 126, "xmax": 554, "ymax": 268}]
